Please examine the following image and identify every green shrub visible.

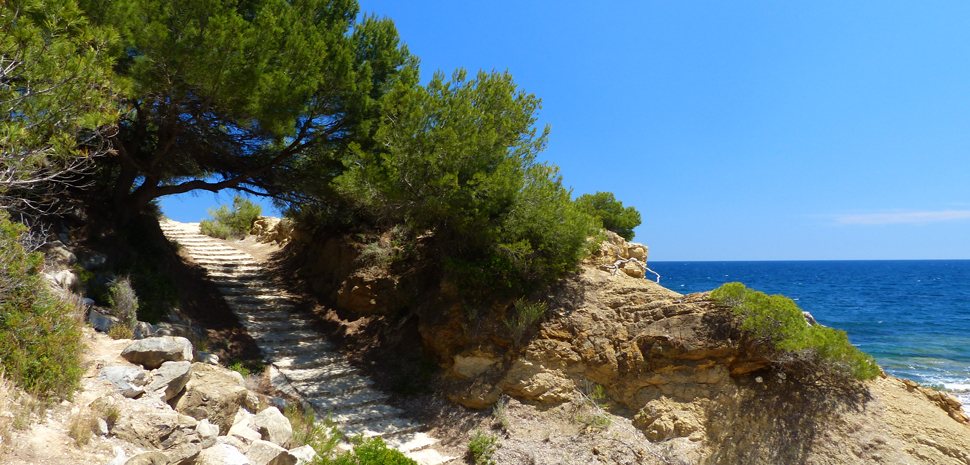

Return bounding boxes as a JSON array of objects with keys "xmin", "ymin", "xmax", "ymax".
[
  {"xmin": 108, "ymin": 276, "xmax": 138, "ymax": 330},
  {"xmin": 322, "ymin": 436, "xmax": 417, "ymax": 465},
  {"xmin": 710, "ymin": 282, "xmax": 880, "ymax": 381},
  {"xmin": 466, "ymin": 430, "xmax": 500, "ymax": 465},
  {"xmin": 285, "ymin": 404, "xmax": 342, "ymax": 453},
  {"xmin": 107, "ymin": 324, "xmax": 133, "ymax": 340},
  {"xmin": 575, "ymin": 191, "xmax": 642, "ymax": 241},
  {"xmin": 0, "ymin": 213, "xmax": 83, "ymax": 399},
  {"xmin": 200, "ymin": 195, "xmax": 262, "ymax": 240},
  {"xmin": 503, "ymin": 299, "xmax": 547, "ymax": 343}
]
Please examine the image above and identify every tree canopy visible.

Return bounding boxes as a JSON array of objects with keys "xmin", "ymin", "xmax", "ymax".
[
  {"xmin": 575, "ymin": 191, "xmax": 642, "ymax": 241},
  {"xmin": 1, "ymin": 0, "xmax": 117, "ymax": 213},
  {"xmin": 77, "ymin": 0, "xmax": 416, "ymax": 223},
  {"xmin": 332, "ymin": 69, "xmax": 600, "ymax": 294}
]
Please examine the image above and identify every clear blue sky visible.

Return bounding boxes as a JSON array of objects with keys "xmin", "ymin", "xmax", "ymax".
[{"xmin": 160, "ymin": 1, "xmax": 970, "ymax": 261}]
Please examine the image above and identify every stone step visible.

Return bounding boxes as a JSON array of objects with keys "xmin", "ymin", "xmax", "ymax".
[
  {"xmin": 292, "ymin": 373, "xmax": 373, "ymax": 397},
  {"xmin": 331, "ymin": 404, "xmax": 403, "ymax": 426},
  {"xmin": 230, "ymin": 302, "xmax": 297, "ymax": 314},
  {"xmin": 218, "ymin": 286, "xmax": 279, "ymax": 296},
  {"xmin": 193, "ymin": 258, "xmax": 258, "ymax": 267},
  {"xmin": 278, "ymin": 362, "xmax": 358, "ymax": 384},
  {"xmin": 387, "ymin": 432, "xmax": 442, "ymax": 454},
  {"xmin": 206, "ymin": 272, "xmax": 269, "ymax": 281},
  {"xmin": 240, "ymin": 319, "xmax": 314, "ymax": 334},
  {"xmin": 340, "ymin": 417, "xmax": 423, "ymax": 440},
  {"xmin": 261, "ymin": 339, "xmax": 335, "ymax": 357},
  {"xmin": 251, "ymin": 329, "xmax": 322, "ymax": 344},
  {"xmin": 201, "ymin": 264, "xmax": 264, "ymax": 273},
  {"xmin": 269, "ymin": 349, "xmax": 342, "ymax": 368},
  {"xmin": 305, "ymin": 388, "xmax": 389, "ymax": 413},
  {"xmin": 212, "ymin": 278, "xmax": 274, "ymax": 288},
  {"xmin": 184, "ymin": 251, "xmax": 252, "ymax": 259},
  {"xmin": 223, "ymin": 294, "xmax": 293, "ymax": 305},
  {"xmin": 237, "ymin": 310, "xmax": 303, "ymax": 322}
]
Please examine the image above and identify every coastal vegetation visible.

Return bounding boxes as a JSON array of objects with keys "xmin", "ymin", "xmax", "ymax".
[
  {"xmin": 0, "ymin": 213, "xmax": 83, "ymax": 399},
  {"xmin": 576, "ymin": 191, "xmax": 643, "ymax": 241},
  {"xmin": 711, "ymin": 282, "xmax": 881, "ymax": 382},
  {"xmin": 199, "ymin": 195, "xmax": 263, "ymax": 240}
]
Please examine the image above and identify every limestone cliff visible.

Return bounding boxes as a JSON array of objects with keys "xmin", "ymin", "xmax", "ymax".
[{"xmin": 289, "ymin": 229, "xmax": 970, "ymax": 464}]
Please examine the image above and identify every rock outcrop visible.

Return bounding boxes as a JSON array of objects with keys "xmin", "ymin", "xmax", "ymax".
[{"xmin": 436, "ymin": 240, "xmax": 970, "ymax": 464}]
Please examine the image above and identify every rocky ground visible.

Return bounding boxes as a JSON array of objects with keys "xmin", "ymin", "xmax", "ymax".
[{"xmin": 5, "ymin": 219, "xmax": 970, "ymax": 464}]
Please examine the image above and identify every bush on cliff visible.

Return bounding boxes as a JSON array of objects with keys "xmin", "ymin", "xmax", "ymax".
[
  {"xmin": 575, "ymin": 191, "xmax": 642, "ymax": 241},
  {"xmin": 711, "ymin": 282, "xmax": 880, "ymax": 382},
  {"xmin": 0, "ymin": 213, "xmax": 83, "ymax": 399}
]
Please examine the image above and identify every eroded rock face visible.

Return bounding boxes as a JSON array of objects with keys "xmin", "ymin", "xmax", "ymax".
[
  {"xmin": 442, "ymin": 266, "xmax": 763, "ymax": 410},
  {"xmin": 121, "ymin": 336, "xmax": 194, "ymax": 369},
  {"xmin": 174, "ymin": 363, "xmax": 249, "ymax": 435}
]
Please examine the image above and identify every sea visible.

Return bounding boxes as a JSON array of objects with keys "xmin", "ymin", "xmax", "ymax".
[{"xmin": 650, "ymin": 260, "xmax": 970, "ymax": 412}]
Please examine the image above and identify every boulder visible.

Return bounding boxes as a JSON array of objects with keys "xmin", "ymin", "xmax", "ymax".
[
  {"xmin": 53, "ymin": 269, "xmax": 81, "ymax": 292},
  {"xmin": 121, "ymin": 336, "xmax": 194, "ymax": 369},
  {"xmin": 196, "ymin": 418, "xmax": 220, "ymax": 449},
  {"xmin": 134, "ymin": 321, "xmax": 156, "ymax": 339},
  {"xmin": 288, "ymin": 445, "xmax": 317, "ymax": 465},
  {"xmin": 89, "ymin": 309, "xmax": 121, "ymax": 334},
  {"xmin": 98, "ymin": 366, "xmax": 149, "ymax": 398},
  {"xmin": 46, "ymin": 241, "xmax": 77, "ymax": 267},
  {"xmin": 113, "ymin": 407, "xmax": 198, "ymax": 450},
  {"xmin": 217, "ymin": 433, "xmax": 254, "ymax": 454},
  {"xmin": 234, "ymin": 408, "xmax": 256, "ymax": 429},
  {"xmin": 253, "ymin": 407, "xmax": 293, "ymax": 447},
  {"xmin": 246, "ymin": 440, "xmax": 297, "ymax": 465},
  {"xmin": 146, "ymin": 361, "xmax": 192, "ymax": 401},
  {"xmin": 124, "ymin": 451, "xmax": 169, "ymax": 465},
  {"xmin": 227, "ymin": 423, "xmax": 262, "ymax": 450},
  {"xmin": 81, "ymin": 253, "xmax": 108, "ymax": 270},
  {"xmin": 195, "ymin": 443, "xmax": 251, "ymax": 465},
  {"xmin": 174, "ymin": 363, "xmax": 248, "ymax": 434},
  {"xmin": 197, "ymin": 351, "xmax": 220, "ymax": 365}
]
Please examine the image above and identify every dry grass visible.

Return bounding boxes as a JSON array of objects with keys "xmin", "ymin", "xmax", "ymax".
[
  {"xmin": 0, "ymin": 373, "xmax": 42, "ymax": 453},
  {"xmin": 66, "ymin": 398, "xmax": 120, "ymax": 447}
]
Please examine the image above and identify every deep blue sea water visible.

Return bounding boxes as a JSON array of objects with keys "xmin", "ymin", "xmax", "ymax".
[{"xmin": 650, "ymin": 260, "xmax": 970, "ymax": 409}]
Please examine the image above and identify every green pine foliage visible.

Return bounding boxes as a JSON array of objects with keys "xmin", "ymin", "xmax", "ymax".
[
  {"xmin": 1, "ymin": 0, "xmax": 117, "ymax": 211},
  {"xmin": 199, "ymin": 196, "xmax": 262, "ymax": 240},
  {"xmin": 575, "ymin": 191, "xmax": 642, "ymax": 241},
  {"xmin": 334, "ymin": 70, "xmax": 600, "ymax": 297},
  {"xmin": 0, "ymin": 213, "xmax": 83, "ymax": 399},
  {"xmin": 711, "ymin": 282, "xmax": 880, "ymax": 381},
  {"xmin": 78, "ymin": 0, "xmax": 416, "ymax": 223}
]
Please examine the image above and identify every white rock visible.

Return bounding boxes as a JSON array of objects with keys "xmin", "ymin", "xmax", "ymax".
[
  {"xmin": 229, "ymin": 423, "xmax": 262, "ymax": 446},
  {"xmin": 195, "ymin": 443, "xmax": 251, "ymax": 465},
  {"xmin": 105, "ymin": 446, "xmax": 126, "ymax": 465},
  {"xmin": 196, "ymin": 418, "xmax": 220, "ymax": 448},
  {"xmin": 98, "ymin": 366, "xmax": 149, "ymax": 398},
  {"xmin": 288, "ymin": 445, "xmax": 317, "ymax": 465},
  {"xmin": 254, "ymin": 406, "xmax": 292, "ymax": 447},
  {"xmin": 227, "ymin": 370, "xmax": 246, "ymax": 386},
  {"xmin": 235, "ymin": 408, "xmax": 256, "ymax": 429},
  {"xmin": 197, "ymin": 351, "xmax": 220, "ymax": 365},
  {"xmin": 121, "ymin": 336, "xmax": 194, "ymax": 369},
  {"xmin": 97, "ymin": 417, "xmax": 109, "ymax": 437},
  {"xmin": 246, "ymin": 439, "xmax": 297, "ymax": 465},
  {"xmin": 146, "ymin": 361, "xmax": 192, "ymax": 401}
]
